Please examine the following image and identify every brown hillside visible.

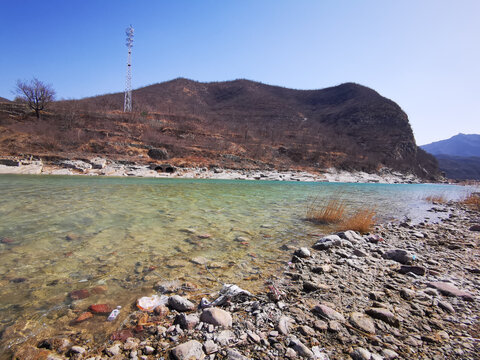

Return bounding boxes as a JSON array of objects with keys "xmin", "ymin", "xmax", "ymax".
[{"xmin": 0, "ymin": 79, "xmax": 439, "ymax": 178}]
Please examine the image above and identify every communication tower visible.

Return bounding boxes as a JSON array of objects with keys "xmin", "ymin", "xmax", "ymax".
[{"xmin": 124, "ymin": 25, "xmax": 134, "ymax": 112}]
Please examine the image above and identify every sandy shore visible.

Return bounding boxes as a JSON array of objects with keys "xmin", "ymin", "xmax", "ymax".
[
  {"xmin": 0, "ymin": 157, "xmax": 424, "ymax": 184},
  {"xmin": 5, "ymin": 199, "xmax": 479, "ymax": 359}
]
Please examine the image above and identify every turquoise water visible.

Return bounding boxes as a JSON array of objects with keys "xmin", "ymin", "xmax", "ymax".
[{"xmin": 0, "ymin": 174, "xmax": 472, "ymax": 350}]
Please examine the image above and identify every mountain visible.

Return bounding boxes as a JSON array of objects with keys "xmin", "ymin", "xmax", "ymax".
[
  {"xmin": 421, "ymin": 133, "xmax": 480, "ymax": 157},
  {"xmin": 0, "ymin": 78, "xmax": 440, "ymax": 179},
  {"xmin": 421, "ymin": 134, "xmax": 480, "ymax": 180}
]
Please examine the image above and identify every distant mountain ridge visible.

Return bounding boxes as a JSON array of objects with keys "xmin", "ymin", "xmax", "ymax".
[
  {"xmin": 421, "ymin": 133, "xmax": 480, "ymax": 157},
  {"xmin": 0, "ymin": 78, "xmax": 440, "ymax": 179},
  {"xmin": 421, "ymin": 134, "xmax": 480, "ymax": 180}
]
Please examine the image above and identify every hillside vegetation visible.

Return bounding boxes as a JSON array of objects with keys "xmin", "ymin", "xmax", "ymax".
[{"xmin": 0, "ymin": 78, "xmax": 439, "ymax": 178}]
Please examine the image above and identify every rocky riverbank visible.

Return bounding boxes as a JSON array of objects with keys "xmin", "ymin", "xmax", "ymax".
[
  {"xmin": 0, "ymin": 157, "xmax": 423, "ymax": 184},
  {"xmin": 8, "ymin": 200, "xmax": 479, "ymax": 360}
]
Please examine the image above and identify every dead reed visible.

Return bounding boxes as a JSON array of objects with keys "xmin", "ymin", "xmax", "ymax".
[
  {"xmin": 424, "ymin": 194, "xmax": 447, "ymax": 203},
  {"xmin": 336, "ymin": 209, "xmax": 377, "ymax": 234},
  {"xmin": 462, "ymin": 193, "xmax": 480, "ymax": 211},
  {"xmin": 306, "ymin": 197, "xmax": 347, "ymax": 224}
]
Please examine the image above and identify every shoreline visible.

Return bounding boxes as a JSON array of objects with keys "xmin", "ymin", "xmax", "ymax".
[
  {"xmin": 5, "ymin": 200, "xmax": 479, "ymax": 359},
  {"xmin": 0, "ymin": 157, "xmax": 427, "ymax": 184}
]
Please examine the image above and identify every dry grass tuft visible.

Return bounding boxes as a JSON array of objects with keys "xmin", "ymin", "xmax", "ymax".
[
  {"xmin": 306, "ymin": 197, "xmax": 347, "ymax": 224},
  {"xmin": 462, "ymin": 193, "xmax": 480, "ymax": 211},
  {"xmin": 337, "ymin": 209, "xmax": 377, "ymax": 234},
  {"xmin": 424, "ymin": 194, "xmax": 447, "ymax": 203}
]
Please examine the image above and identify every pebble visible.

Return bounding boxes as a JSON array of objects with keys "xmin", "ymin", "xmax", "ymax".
[
  {"xmin": 106, "ymin": 343, "xmax": 122, "ymax": 356},
  {"xmin": 70, "ymin": 346, "xmax": 86, "ymax": 355},
  {"xmin": 176, "ymin": 313, "xmax": 200, "ymax": 330},
  {"xmin": 427, "ymin": 281, "xmax": 474, "ymax": 301},
  {"xmin": 312, "ymin": 304, "xmax": 345, "ymax": 322},
  {"xmin": 200, "ymin": 308, "xmax": 232, "ymax": 328},
  {"xmin": 170, "ymin": 340, "xmax": 205, "ymax": 360},
  {"xmin": 381, "ymin": 348, "xmax": 399, "ymax": 359},
  {"xmin": 350, "ymin": 312, "xmax": 376, "ymax": 334},
  {"xmin": 382, "ymin": 249, "xmax": 414, "ymax": 264},
  {"xmin": 366, "ymin": 307, "xmax": 400, "ymax": 327},
  {"xmin": 399, "ymin": 265, "xmax": 426, "ymax": 276},
  {"xmin": 400, "ymin": 288, "xmax": 416, "ymax": 300},
  {"xmin": 88, "ymin": 304, "xmax": 111, "ymax": 314},
  {"xmin": 69, "ymin": 289, "xmax": 90, "ymax": 300},
  {"xmin": 226, "ymin": 348, "xmax": 249, "ymax": 360},
  {"xmin": 143, "ymin": 346, "xmax": 155, "ymax": 355},
  {"xmin": 203, "ymin": 340, "xmax": 218, "ymax": 354},
  {"xmin": 277, "ymin": 316, "xmax": 294, "ymax": 335},
  {"xmin": 313, "ymin": 235, "xmax": 342, "ymax": 250},
  {"xmin": 288, "ymin": 336, "xmax": 314, "ymax": 358},
  {"xmin": 437, "ymin": 300, "xmax": 455, "ymax": 313},
  {"xmin": 169, "ymin": 295, "xmax": 195, "ymax": 312},
  {"xmin": 294, "ymin": 247, "xmax": 311, "ymax": 258},
  {"xmin": 351, "ymin": 347, "xmax": 372, "ymax": 360},
  {"xmin": 75, "ymin": 312, "xmax": 93, "ymax": 323}
]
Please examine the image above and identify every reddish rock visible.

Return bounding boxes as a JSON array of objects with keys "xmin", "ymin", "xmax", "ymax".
[
  {"xmin": 88, "ymin": 304, "xmax": 112, "ymax": 314},
  {"xmin": 91, "ymin": 285, "xmax": 108, "ymax": 294},
  {"xmin": 69, "ymin": 289, "xmax": 90, "ymax": 300},
  {"xmin": 154, "ymin": 305, "xmax": 170, "ymax": 317},
  {"xmin": 75, "ymin": 312, "xmax": 93, "ymax": 323},
  {"xmin": 110, "ymin": 329, "xmax": 134, "ymax": 341},
  {"xmin": 0, "ymin": 237, "xmax": 15, "ymax": 244},
  {"xmin": 198, "ymin": 234, "xmax": 211, "ymax": 239},
  {"xmin": 133, "ymin": 325, "xmax": 144, "ymax": 333}
]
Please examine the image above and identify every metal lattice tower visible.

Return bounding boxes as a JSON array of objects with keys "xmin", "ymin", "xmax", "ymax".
[{"xmin": 124, "ymin": 25, "xmax": 134, "ymax": 112}]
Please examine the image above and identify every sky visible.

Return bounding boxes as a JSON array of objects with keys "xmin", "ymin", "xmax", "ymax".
[{"xmin": 1, "ymin": 0, "xmax": 479, "ymax": 145}]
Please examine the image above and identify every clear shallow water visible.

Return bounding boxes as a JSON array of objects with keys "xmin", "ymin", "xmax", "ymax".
[{"xmin": 0, "ymin": 174, "xmax": 472, "ymax": 348}]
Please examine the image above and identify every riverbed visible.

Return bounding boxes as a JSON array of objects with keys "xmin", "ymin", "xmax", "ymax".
[{"xmin": 0, "ymin": 175, "xmax": 473, "ymax": 355}]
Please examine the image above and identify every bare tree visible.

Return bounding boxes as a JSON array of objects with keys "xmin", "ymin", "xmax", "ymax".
[{"xmin": 14, "ymin": 78, "xmax": 56, "ymax": 118}]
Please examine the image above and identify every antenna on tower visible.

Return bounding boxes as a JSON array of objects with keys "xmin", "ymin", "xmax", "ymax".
[{"xmin": 124, "ymin": 25, "xmax": 134, "ymax": 112}]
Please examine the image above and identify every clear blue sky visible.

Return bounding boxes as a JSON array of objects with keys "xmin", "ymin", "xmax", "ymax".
[{"xmin": 1, "ymin": 0, "xmax": 479, "ymax": 145}]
